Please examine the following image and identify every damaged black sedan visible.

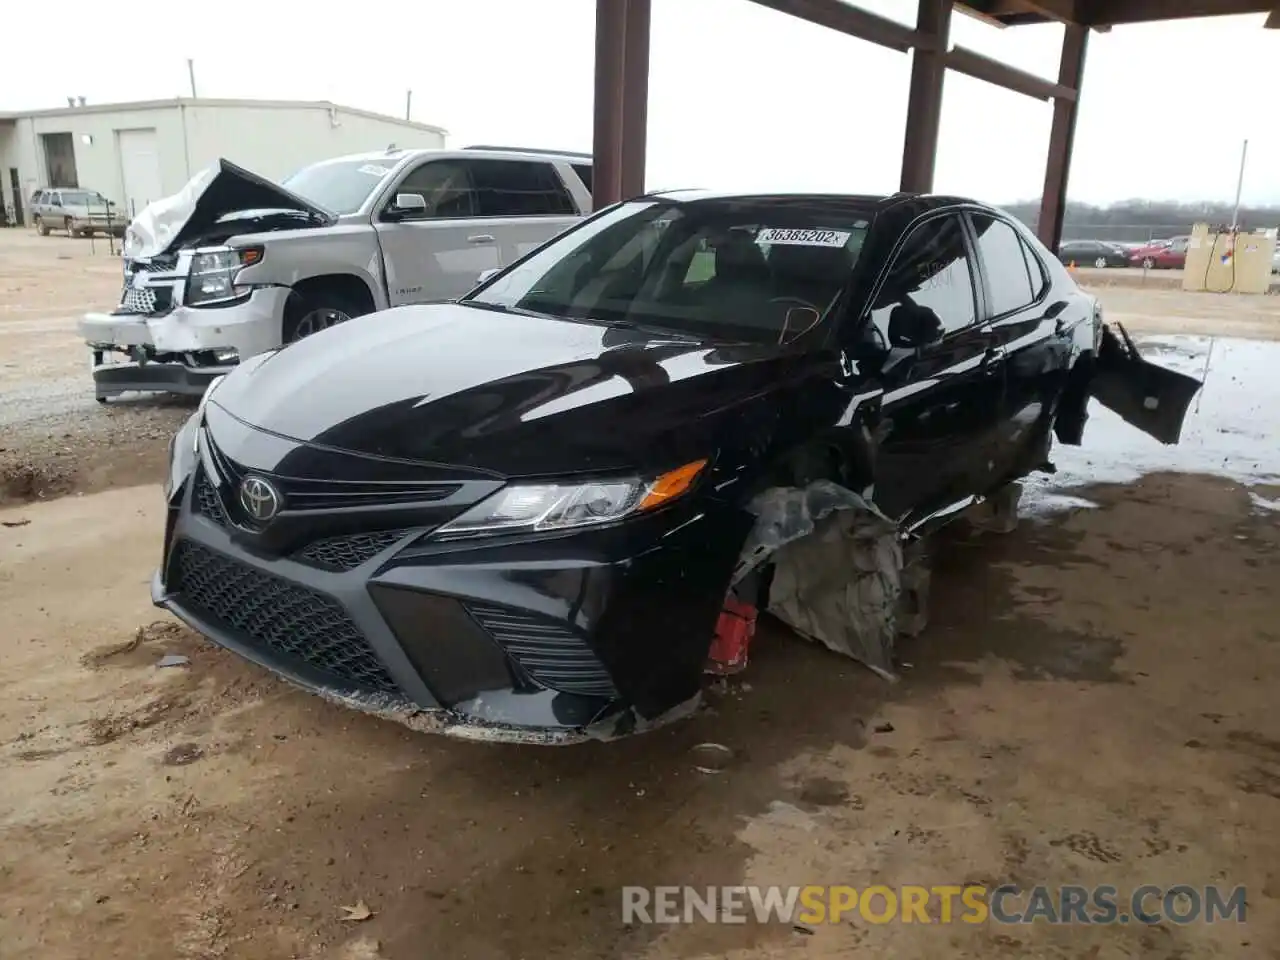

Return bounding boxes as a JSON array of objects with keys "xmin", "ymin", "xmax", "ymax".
[{"xmin": 153, "ymin": 191, "xmax": 1200, "ymax": 742}]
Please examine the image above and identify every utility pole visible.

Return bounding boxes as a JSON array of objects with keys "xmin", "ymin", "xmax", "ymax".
[
  {"xmin": 405, "ymin": 89, "xmax": 412, "ymax": 121},
  {"xmin": 187, "ymin": 59, "xmax": 197, "ymax": 98},
  {"xmin": 1230, "ymin": 138, "xmax": 1248, "ymax": 231}
]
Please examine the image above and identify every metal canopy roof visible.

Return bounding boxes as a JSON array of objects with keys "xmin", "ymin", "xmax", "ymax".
[
  {"xmin": 591, "ymin": 0, "xmax": 1278, "ymax": 254},
  {"xmin": 956, "ymin": 0, "xmax": 1279, "ymax": 29}
]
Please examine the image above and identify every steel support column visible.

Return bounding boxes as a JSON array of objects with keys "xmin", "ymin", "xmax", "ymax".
[
  {"xmin": 1037, "ymin": 23, "xmax": 1088, "ymax": 251},
  {"xmin": 899, "ymin": 0, "xmax": 951, "ymax": 193},
  {"xmin": 619, "ymin": 0, "xmax": 652, "ymax": 199},
  {"xmin": 592, "ymin": 0, "xmax": 627, "ymax": 208}
]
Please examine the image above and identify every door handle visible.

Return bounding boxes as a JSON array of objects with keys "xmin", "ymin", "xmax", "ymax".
[
  {"xmin": 982, "ymin": 345, "xmax": 1006, "ymax": 374},
  {"xmin": 466, "ymin": 234, "xmax": 496, "ymax": 244}
]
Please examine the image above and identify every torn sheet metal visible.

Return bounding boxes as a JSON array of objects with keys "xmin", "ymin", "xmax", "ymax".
[{"xmin": 734, "ymin": 480, "xmax": 922, "ymax": 680}]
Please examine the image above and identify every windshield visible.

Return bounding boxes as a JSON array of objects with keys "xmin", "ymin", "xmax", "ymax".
[
  {"xmin": 61, "ymin": 190, "xmax": 107, "ymax": 206},
  {"xmin": 466, "ymin": 199, "xmax": 871, "ymax": 345},
  {"xmin": 280, "ymin": 158, "xmax": 397, "ymax": 215}
]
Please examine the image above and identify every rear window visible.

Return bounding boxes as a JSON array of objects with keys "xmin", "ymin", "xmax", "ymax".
[
  {"xmin": 468, "ymin": 200, "xmax": 871, "ymax": 345},
  {"xmin": 571, "ymin": 163, "xmax": 593, "ymax": 193}
]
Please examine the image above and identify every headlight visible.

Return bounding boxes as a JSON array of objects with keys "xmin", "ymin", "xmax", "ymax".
[
  {"xmin": 433, "ymin": 459, "xmax": 708, "ymax": 540},
  {"xmin": 187, "ymin": 246, "xmax": 263, "ymax": 305},
  {"xmin": 165, "ymin": 413, "xmax": 200, "ymax": 500}
]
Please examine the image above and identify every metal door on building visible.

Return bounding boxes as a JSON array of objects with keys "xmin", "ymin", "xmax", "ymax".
[
  {"xmin": 116, "ymin": 127, "xmax": 163, "ymax": 219},
  {"xmin": 8, "ymin": 168, "xmax": 24, "ymax": 225}
]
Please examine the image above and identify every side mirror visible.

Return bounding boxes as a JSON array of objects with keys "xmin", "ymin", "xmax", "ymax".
[
  {"xmin": 475, "ymin": 267, "xmax": 501, "ymax": 285},
  {"xmin": 887, "ymin": 301, "xmax": 944, "ymax": 349},
  {"xmin": 385, "ymin": 193, "xmax": 427, "ymax": 221}
]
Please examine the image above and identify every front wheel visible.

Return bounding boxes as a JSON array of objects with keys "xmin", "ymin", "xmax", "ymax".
[
  {"xmin": 1094, "ymin": 256, "xmax": 1108, "ymax": 269},
  {"xmin": 35, "ymin": 216, "xmax": 49, "ymax": 236},
  {"xmin": 281, "ymin": 289, "xmax": 368, "ymax": 343},
  {"xmin": 1142, "ymin": 257, "xmax": 1155, "ymax": 270}
]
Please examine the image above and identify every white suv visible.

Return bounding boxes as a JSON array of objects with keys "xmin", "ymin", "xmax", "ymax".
[{"xmin": 78, "ymin": 146, "xmax": 594, "ymax": 400}]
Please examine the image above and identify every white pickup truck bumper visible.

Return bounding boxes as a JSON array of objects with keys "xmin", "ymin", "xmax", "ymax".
[{"xmin": 79, "ymin": 287, "xmax": 290, "ymax": 399}]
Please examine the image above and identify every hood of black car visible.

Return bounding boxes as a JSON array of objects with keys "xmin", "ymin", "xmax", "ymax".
[
  {"xmin": 210, "ymin": 302, "xmax": 801, "ymax": 477},
  {"xmin": 123, "ymin": 159, "xmax": 335, "ymax": 260}
]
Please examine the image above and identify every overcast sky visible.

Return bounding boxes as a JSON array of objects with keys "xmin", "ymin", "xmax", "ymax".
[{"xmin": 4, "ymin": 0, "xmax": 1277, "ymax": 206}]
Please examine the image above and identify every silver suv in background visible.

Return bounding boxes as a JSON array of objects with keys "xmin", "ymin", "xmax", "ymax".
[
  {"xmin": 78, "ymin": 146, "xmax": 593, "ymax": 400},
  {"xmin": 30, "ymin": 188, "xmax": 126, "ymax": 237}
]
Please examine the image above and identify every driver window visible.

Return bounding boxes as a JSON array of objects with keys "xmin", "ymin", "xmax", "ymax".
[
  {"xmin": 393, "ymin": 161, "xmax": 477, "ymax": 219},
  {"xmin": 868, "ymin": 214, "xmax": 977, "ymax": 348}
]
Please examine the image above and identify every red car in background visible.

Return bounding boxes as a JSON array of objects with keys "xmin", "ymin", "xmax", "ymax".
[{"xmin": 1129, "ymin": 236, "xmax": 1190, "ymax": 269}]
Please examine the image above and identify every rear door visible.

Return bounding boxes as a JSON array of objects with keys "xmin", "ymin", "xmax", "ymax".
[
  {"xmin": 373, "ymin": 158, "xmax": 500, "ymax": 304},
  {"xmin": 465, "ymin": 158, "xmax": 584, "ymax": 265},
  {"xmin": 864, "ymin": 212, "xmax": 1006, "ymax": 521},
  {"xmin": 967, "ymin": 212, "xmax": 1074, "ymax": 481}
]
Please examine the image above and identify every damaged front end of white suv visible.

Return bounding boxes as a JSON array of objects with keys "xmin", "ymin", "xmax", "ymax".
[{"xmin": 79, "ymin": 159, "xmax": 335, "ymax": 402}]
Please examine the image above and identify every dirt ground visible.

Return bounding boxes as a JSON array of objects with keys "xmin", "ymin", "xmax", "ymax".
[{"xmin": 2, "ymin": 227, "xmax": 1280, "ymax": 960}]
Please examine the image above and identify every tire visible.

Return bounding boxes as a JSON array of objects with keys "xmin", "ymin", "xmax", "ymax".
[
  {"xmin": 1142, "ymin": 257, "xmax": 1155, "ymax": 270},
  {"xmin": 35, "ymin": 216, "xmax": 49, "ymax": 236},
  {"xmin": 1094, "ymin": 257, "xmax": 1108, "ymax": 269},
  {"xmin": 281, "ymin": 288, "xmax": 369, "ymax": 343}
]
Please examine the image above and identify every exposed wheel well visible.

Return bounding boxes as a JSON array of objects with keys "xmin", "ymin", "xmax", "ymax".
[
  {"xmin": 1054, "ymin": 352, "xmax": 1095, "ymax": 446},
  {"xmin": 290, "ymin": 274, "xmax": 377, "ymax": 314}
]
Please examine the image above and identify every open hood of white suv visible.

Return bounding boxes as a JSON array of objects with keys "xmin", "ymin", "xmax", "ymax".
[{"xmin": 122, "ymin": 159, "xmax": 336, "ymax": 261}]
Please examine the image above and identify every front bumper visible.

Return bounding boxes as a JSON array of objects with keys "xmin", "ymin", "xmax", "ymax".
[
  {"xmin": 81, "ymin": 287, "xmax": 290, "ymax": 398},
  {"xmin": 153, "ymin": 462, "xmax": 752, "ymax": 743},
  {"xmin": 72, "ymin": 217, "xmax": 125, "ymax": 234}
]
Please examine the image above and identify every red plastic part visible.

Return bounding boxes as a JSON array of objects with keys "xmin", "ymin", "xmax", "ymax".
[{"xmin": 705, "ymin": 596, "xmax": 757, "ymax": 676}]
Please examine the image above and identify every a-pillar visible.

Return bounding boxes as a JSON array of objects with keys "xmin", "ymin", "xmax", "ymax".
[
  {"xmin": 592, "ymin": 0, "xmax": 651, "ymax": 209},
  {"xmin": 1037, "ymin": 24, "xmax": 1088, "ymax": 251},
  {"xmin": 899, "ymin": 0, "xmax": 951, "ymax": 194}
]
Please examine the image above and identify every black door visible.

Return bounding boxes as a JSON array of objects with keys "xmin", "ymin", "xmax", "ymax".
[
  {"xmin": 6, "ymin": 169, "xmax": 21, "ymax": 226},
  {"xmin": 859, "ymin": 212, "xmax": 1006, "ymax": 521},
  {"xmin": 968, "ymin": 213, "xmax": 1075, "ymax": 485}
]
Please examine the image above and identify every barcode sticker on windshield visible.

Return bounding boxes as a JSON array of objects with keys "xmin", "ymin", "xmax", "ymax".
[
  {"xmin": 357, "ymin": 164, "xmax": 393, "ymax": 176},
  {"xmin": 756, "ymin": 228, "xmax": 851, "ymax": 248}
]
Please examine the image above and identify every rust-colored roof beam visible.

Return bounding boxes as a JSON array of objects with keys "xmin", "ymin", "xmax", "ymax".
[
  {"xmin": 946, "ymin": 45, "xmax": 1078, "ymax": 99},
  {"xmin": 746, "ymin": 0, "xmax": 927, "ymax": 52},
  {"xmin": 1079, "ymin": 0, "xmax": 1276, "ymax": 25},
  {"xmin": 985, "ymin": 0, "xmax": 1079, "ymax": 22}
]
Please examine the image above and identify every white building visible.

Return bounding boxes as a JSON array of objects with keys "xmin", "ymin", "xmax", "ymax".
[{"xmin": 0, "ymin": 98, "xmax": 448, "ymax": 224}]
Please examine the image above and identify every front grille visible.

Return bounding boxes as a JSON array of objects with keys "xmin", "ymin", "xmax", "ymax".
[
  {"xmin": 193, "ymin": 467, "xmax": 229, "ymax": 527},
  {"xmin": 465, "ymin": 602, "xmax": 617, "ymax": 699},
  {"xmin": 203, "ymin": 434, "xmax": 458, "ymax": 512},
  {"xmin": 294, "ymin": 529, "xmax": 413, "ymax": 572},
  {"xmin": 118, "ymin": 283, "xmax": 174, "ymax": 315},
  {"xmin": 171, "ymin": 540, "xmax": 399, "ymax": 694}
]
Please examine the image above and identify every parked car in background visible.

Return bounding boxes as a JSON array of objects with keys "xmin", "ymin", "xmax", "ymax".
[
  {"xmin": 151, "ymin": 190, "xmax": 1200, "ymax": 742},
  {"xmin": 1129, "ymin": 236, "xmax": 1189, "ymax": 269},
  {"xmin": 1057, "ymin": 239, "xmax": 1131, "ymax": 268},
  {"xmin": 30, "ymin": 188, "xmax": 125, "ymax": 237},
  {"xmin": 78, "ymin": 147, "xmax": 594, "ymax": 402}
]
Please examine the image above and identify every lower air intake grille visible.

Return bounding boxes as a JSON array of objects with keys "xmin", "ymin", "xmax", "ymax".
[
  {"xmin": 193, "ymin": 468, "xmax": 228, "ymax": 527},
  {"xmin": 293, "ymin": 529, "xmax": 413, "ymax": 572},
  {"xmin": 465, "ymin": 602, "xmax": 617, "ymax": 699},
  {"xmin": 171, "ymin": 540, "xmax": 398, "ymax": 694}
]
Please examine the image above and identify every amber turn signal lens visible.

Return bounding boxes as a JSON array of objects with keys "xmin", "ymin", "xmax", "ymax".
[{"xmin": 638, "ymin": 459, "xmax": 708, "ymax": 511}]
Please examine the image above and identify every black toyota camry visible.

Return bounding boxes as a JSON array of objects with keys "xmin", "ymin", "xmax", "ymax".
[{"xmin": 154, "ymin": 190, "xmax": 1199, "ymax": 742}]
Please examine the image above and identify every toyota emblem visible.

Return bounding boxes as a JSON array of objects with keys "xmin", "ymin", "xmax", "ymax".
[{"xmin": 238, "ymin": 475, "xmax": 282, "ymax": 523}]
